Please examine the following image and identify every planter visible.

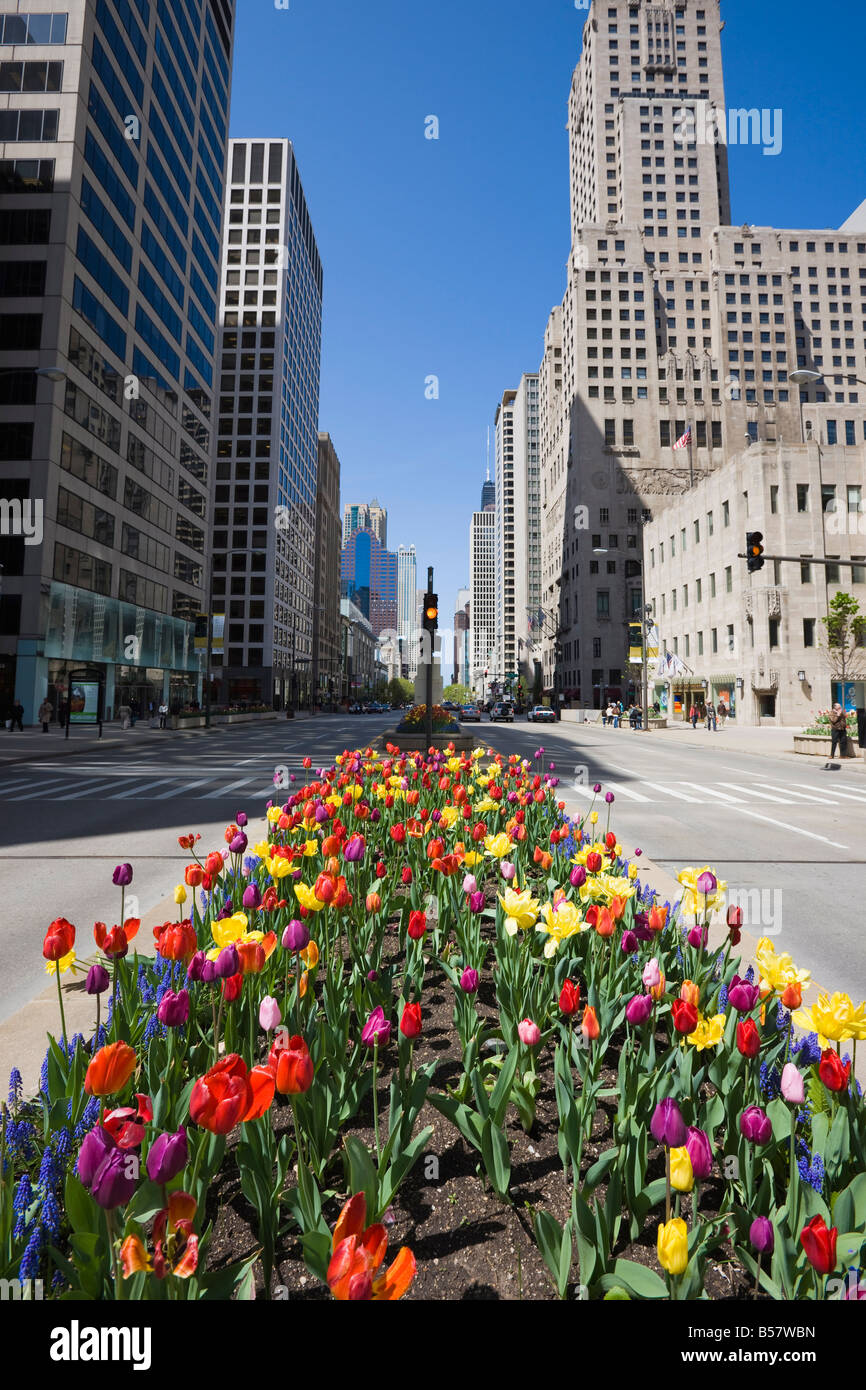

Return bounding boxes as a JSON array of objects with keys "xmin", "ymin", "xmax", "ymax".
[
  {"xmin": 793, "ymin": 733, "xmax": 856, "ymax": 757},
  {"xmin": 648, "ymin": 717, "xmax": 668, "ymax": 729},
  {"xmin": 380, "ymin": 727, "xmax": 477, "ymax": 752}
]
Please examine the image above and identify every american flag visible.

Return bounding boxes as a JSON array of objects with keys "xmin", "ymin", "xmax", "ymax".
[{"xmin": 672, "ymin": 426, "xmax": 692, "ymax": 450}]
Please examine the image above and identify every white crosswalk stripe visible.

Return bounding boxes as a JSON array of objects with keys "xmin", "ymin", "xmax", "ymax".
[
  {"xmin": 791, "ymin": 781, "xmax": 866, "ymax": 803},
  {"xmin": 108, "ymin": 778, "xmax": 178, "ymax": 799},
  {"xmin": 642, "ymin": 781, "xmax": 704, "ymax": 803},
  {"xmin": 678, "ymin": 782, "xmax": 745, "ymax": 804},
  {"xmin": 201, "ymin": 777, "xmax": 258, "ymax": 799},
  {"xmin": 717, "ymin": 782, "xmax": 790, "ymax": 803},
  {"xmin": 753, "ymin": 781, "xmax": 839, "ymax": 805}
]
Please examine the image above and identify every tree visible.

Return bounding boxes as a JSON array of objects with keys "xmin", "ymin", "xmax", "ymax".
[
  {"xmin": 443, "ymin": 683, "xmax": 473, "ymax": 704},
  {"xmin": 821, "ymin": 591, "xmax": 866, "ymax": 685},
  {"xmin": 388, "ymin": 677, "xmax": 414, "ymax": 705},
  {"xmin": 533, "ymin": 661, "xmax": 544, "ymax": 703}
]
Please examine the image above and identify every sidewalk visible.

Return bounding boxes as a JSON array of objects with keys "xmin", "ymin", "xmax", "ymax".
[{"xmin": 569, "ymin": 718, "xmax": 866, "ymax": 769}]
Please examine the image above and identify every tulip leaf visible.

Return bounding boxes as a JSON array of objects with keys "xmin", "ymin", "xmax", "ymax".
[
  {"xmin": 480, "ymin": 1117, "xmax": 511, "ymax": 1201},
  {"xmin": 489, "ymin": 1043, "xmax": 520, "ymax": 1128},
  {"xmin": 767, "ymin": 1098, "xmax": 793, "ymax": 1145},
  {"xmin": 599, "ymin": 1260, "xmax": 668, "ymax": 1300},
  {"xmin": 126, "ymin": 1179, "xmax": 168, "ymax": 1225},
  {"xmin": 584, "ymin": 1146, "xmax": 618, "ymax": 1190},
  {"xmin": 64, "ymin": 1171, "xmax": 96, "ymax": 1236},
  {"xmin": 824, "ymin": 1104, "xmax": 851, "ymax": 1179},
  {"xmin": 342, "ymin": 1134, "xmax": 379, "ymax": 1217}
]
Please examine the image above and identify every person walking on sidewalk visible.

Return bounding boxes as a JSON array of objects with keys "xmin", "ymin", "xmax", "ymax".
[
  {"xmin": 689, "ymin": 703, "xmax": 698, "ymax": 729},
  {"xmin": 158, "ymin": 701, "xmax": 168, "ymax": 730},
  {"xmin": 826, "ymin": 703, "xmax": 849, "ymax": 768},
  {"xmin": 706, "ymin": 701, "xmax": 717, "ymax": 732},
  {"xmin": 718, "ymin": 702, "xmax": 728, "ymax": 729},
  {"xmin": 10, "ymin": 697, "xmax": 24, "ymax": 731},
  {"xmin": 38, "ymin": 697, "xmax": 53, "ymax": 732}
]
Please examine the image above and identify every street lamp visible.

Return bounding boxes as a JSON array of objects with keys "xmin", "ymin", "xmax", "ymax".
[{"xmin": 789, "ymin": 369, "xmax": 822, "ymax": 443}]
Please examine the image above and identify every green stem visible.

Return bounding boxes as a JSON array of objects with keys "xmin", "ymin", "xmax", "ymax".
[
  {"xmin": 665, "ymin": 1148, "xmax": 672, "ymax": 1224},
  {"xmin": 56, "ymin": 968, "xmax": 68, "ymax": 1051},
  {"xmin": 372, "ymin": 1040, "xmax": 381, "ymax": 1170}
]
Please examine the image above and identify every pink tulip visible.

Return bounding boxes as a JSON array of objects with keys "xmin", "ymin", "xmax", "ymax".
[
  {"xmin": 500, "ymin": 861, "xmax": 516, "ymax": 881},
  {"xmin": 462, "ymin": 874, "xmax": 478, "ymax": 895},
  {"xmin": 642, "ymin": 957, "xmax": 661, "ymax": 992},
  {"xmin": 259, "ymin": 996, "xmax": 282, "ymax": 1032},
  {"xmin": 780, "ymin": 1062, "xmax": 805, "ymax": 1104},
  {"xmin": 517, "ymin": 1018, "xmax": 541, "ymax": 1047}
]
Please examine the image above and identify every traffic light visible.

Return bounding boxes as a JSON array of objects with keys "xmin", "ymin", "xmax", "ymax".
[
  {"xmin": 746, "ymin": 532, "xmax": 765, "ymax": 572},
  {"xmin": 422, "ymin": 591, "xmax": 438, "ymax": 634}
]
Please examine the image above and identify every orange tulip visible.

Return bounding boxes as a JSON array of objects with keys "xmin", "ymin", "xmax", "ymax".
[
  {"xmin": 366, "ymin": 892, "xmax": 381, "ymax": 914},
  {"xmin": 85, "ymin": 1041, "xmax": 137, "ymax": 1097},
  {"xmin": 581, "ymin": 1005, "xmax": 600, "ymax": 1041},
  {"xmin": 679, "ymin": 979, "xmax": 700, "ymax": 1008},
  {"xmin": 275, "ymin": 1036, "xmax": 314, "ymax": 1094},
  {"xmin": 781, "ymin": 981, "xmax": 802, "ymax": 1010},
  {"xmin": 237, "ymin": 940, "xmax": 266, "ymax": 975},
  {"xmin": 327, "ymin": 1193, "xmax": 416, "ymax": 1301},
  {"xmin": 648, "ymin": 905, "xmax": 668, "ymax": 933},
  {"xmin": 609, "ymin": 895, "xmax": 627, "ymax": 922},
  {"xmin": 594, "ymin": 907, "xmax": 615, "ymax": 938},
  {"xmin": 154, "ymin": 920, "xmax": 198, "ymax": 961}
]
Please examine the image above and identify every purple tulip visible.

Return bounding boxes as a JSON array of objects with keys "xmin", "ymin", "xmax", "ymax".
[
  {"xmin": 685, "ymin": 1126, "xmax": 713, "ymax": 1181},
  {"xmin": 687, "ymin": 924, "xmax": 709, "ymax": 950},
  {"xmin": 236, "ymin": 812, "xmax": 248, "ymax": 827},
  {"xmin": 361, "ymin": 1006, "xmax": 391, "ymax": 1047},
  {"xmin": 282, "ymin": 919, "xmax": 309, "ymax": 952},
  {"xmin": 242, "ymin": 883, "xmax": 262, "ymax": 910},
  {"xmin": 605, "ymin": 792, "xmax": 615, "ymax": 804},
  {"xmin": 146, "ymin": 1128, "xmax": 188, "ymax": 1185},
  {"xmin": 77, "ymin": 1125, "xmax": 116, "ymax": 1187},
  {"xmin": 740, "ymin": 1105, "xmax": 772, "ymax": 1146},
  {"xmin": 91, "ymin": 1146, "xmax": 138, "ymax": 1209},
  {"xmin": 620, "ymin": 929, "xmax": 638, "ymax": 955},
  {"xmin": 749, "ymin": 1216, "xmax": 775, "ymax": 1255},
  {"xmin": 507, "ymin": 790, "xmax": 517, "ymax": 803},
  {"xmin": 343, "ymin": 834, "xmax": 365, "ymax": 862},
  {"xmin": 460, "ymin": 968, "xmax": 480, "ymax": 994},
  {"xmin": 186, "ymin": 951, "xmax": 205, "ymax": 982},
  {"xmin": 85, "ymin": 963, "xmax": 110, "ymax": 995},
  {"xmin": 728, "ymin": 974, "xmax": 760, "ymax": 1013},
  {"xmin": 625, "ymin": 994, "xmax": 653, "ymax": 1026},
  {"xmin": 635, "ymin": 848, "xmax": 642, "ymax": 857},
  {"xmin": 314, "ymin": 804, "xmax": 329, "ymax": 824},
  {"xmin": 431, "ymin": 809, "xmax": 442, "ymax": 822},
  {"xmin": 367, "ymin": 969, "xmax": 379, "ymax": 982},
  {"xmin": 593, "ymin": 783, "xmax": 602, "ymax": 794},
  {"xmin": 229, "ymin": 832, "xmax": 248, "ymax": 854},
  {"xmin": 201, "ymin": 957, "xmax": 217, "ymax": 984},
  {"xmin": 215, "ymin": 944, "xmax": 239, "ymax": 978},
  {"xmin": 651, "ymin": 1098, "xmax": 688, "ymax": 1149},
  {"xmin": 370, "ymin": 808, "xmax": 381, "ymax": 822},
  {"xmin": 695, "ymin": 870, "xmax": 717, "ymax": 895},
  {"xmin": 570, "ymin": 864, "xmax": 587, "ymax": 889},
  {"xmin": 468, "ymin": 891, "xmax": 485, "ymax": 914},
  {"xmin": 157, "ymin": 988, "xmax": 190, "ymax": 1028},
  {"xmin": 112, "ymin": 863, "xmax": 133, "ymax": 887}
]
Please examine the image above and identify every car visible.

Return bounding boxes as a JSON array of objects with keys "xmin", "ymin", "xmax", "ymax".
[
  {"xmin": 528, "ymin": 705, "xmax": 556, "ymax": 723},
  {"xmin": 490, "ymin": 701, "xmax": 514, "ymax": 723},
  {"xmin": 459, "ymin": 703, "xmax": 481, "ymax": 722}
]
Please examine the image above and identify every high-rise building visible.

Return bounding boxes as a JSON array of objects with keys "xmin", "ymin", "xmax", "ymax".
[
  {"xmin": 343, "ymin": 498, "xmax": 386, "ymax": 550},
  {"xmin": 494, "ymin": 373, "xmax": 540, "ymax": 696},
  {"xmin": 396, "ymin": 543, "xmax": 417, "ymax": 677},
  {"xmin": 453, "ymin": 587, "xmax": 470, "ymax": 687},
  {"xmin": 540, "ymin": 0, "xmax": 866, "ymax": 718},
  {"xmin": 480, "ymin": 472, "xmax": 495, "ymax": 512},
  {"xmin": 211, "ymin": 137, "xmax": 322, "ymax": 709},
  {"xmin": 0, "ymin": 0, "xmax": 236, "ymax": 722},
  {"xmin": 469, "ymin": 506, "xmax": 495, "ymax": 698},
  {"xmin": 313, "ymin": 432, "xmax": 341, "ymax": 704},
  {"xmin": 340, "ymin": 526, "xmax": 397, "ymax": 639}
]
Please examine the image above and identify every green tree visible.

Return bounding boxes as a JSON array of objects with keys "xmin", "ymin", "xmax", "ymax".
[
  {"xmin": 821, "ymin": 591, "xmax": 866, "ymax": 684},
  {"xmin": 443, "ymin": 682, "xmax": 474, "ymax": 704},
  {"xmin": 388, "ymin": 677, "xmax": 414, "ymax": 705}
]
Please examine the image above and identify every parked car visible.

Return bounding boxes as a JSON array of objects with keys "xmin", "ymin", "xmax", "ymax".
[
  {"xmin": 528, "ymin": 704, "xmax": 556, "ymax": 723},
  {"xmin": 490, "ymin": 701, "xmax": 514, "ymax": 723},
  {"xmin": 348, "ymin": 703, "xmax": 362, "ymax": 713},
  {"xmin": 459, "ymin": 703, "xmax": 481, "ymax": 722}
]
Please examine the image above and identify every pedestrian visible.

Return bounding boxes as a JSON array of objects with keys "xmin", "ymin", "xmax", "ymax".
[
  {"xmin": 826, "ymin": 703, "xmax": 849, "ymax": 768},
  {"xmin": 718, "ymin": 702, "xmax": 728, "ymax": 729},
  {"xmin": 706, "ymin": 701, "xmax": 717, "ymax": 732},
  {"xmin": 129, "ymin": 698, "xmax": 138, "ymax": 728},
  {"xmin": 689, "ymin": 703, "xmax": 698, "ymax": 729},
  {"xmin": 38, "ymin": 696, "xmax": 53, "ymax": 733},
  {"xmin": 601, "ymin": 705, "xmax": 608, "ymax": 727},
  {"xmin": 610, "ymin": 702, "xmax": 620, "ymax": 729},
  {"xmin": 158, "ymin": 701, "xmax": 168, "ymax": 730},
  {"xmin": 11, "ymin": 696, "xmax": 24, "ymax": 731},
  {"xmin": 630, "ymin": 703, "xmax": 642, "ymax": 731},
  {"xmin": 58, "ymin": 699, "xmax": 67, "ymax": 728}
]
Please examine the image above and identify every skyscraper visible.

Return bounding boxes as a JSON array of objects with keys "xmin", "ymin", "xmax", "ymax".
[
  {"xmin": 211, "ymin": 138, "xmax": 322, "ymax": 709},
  {"xmin": 313, "ymin": 432, "xmax": 341, "ymax": 705},
  {"xmin": 342, "ymin": 498, "xmax": 386, "ymax": 550},
  {"xmin": 469, "ymin": 507, "xmax": 495, "ymax": 699},
  {"xmin": 396, "ymin": 543, "xmax": 417, "ymax": 677},
  {"xmin": 340, "ymin": 526, "xmax": 397, "ymax": 640},
  {"xmin": 480, "ymin": 472, "xmax": 495, "ymax": 512},
  {"xmin": 494, "ymin": 374, "xmax": 540, "ymax": 695},
  {"xmin": 540, "ymin": 0, "xmax": 866, "ymax": 711},
  {"xmin": 0, "ymin": 0, "xmax": 236, "ymax": 721}
]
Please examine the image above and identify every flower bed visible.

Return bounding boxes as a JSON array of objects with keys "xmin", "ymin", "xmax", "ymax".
[{"xmin": 3, "ymin": 744, "xmax": 865, "ymax": 1302}]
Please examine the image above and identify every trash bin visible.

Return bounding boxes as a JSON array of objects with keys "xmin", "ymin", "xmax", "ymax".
[{"xmin": 857, "ymin": 707, "xmax": 866, "ymax": 748}]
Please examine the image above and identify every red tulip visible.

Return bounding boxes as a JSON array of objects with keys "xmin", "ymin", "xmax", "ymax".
[
  {"xmin": 671, "ymin": 999, "xmax": 699, "ymax": 1034},
  {"xmin": 407, "ymin": 911, "xmax": 427, "ymax": 941},
  {"xmin": 275, "ymin": 1036, "xmax": 314, "ymax": 1094},
  {"xmin": 818, "ymin": 1048, "xmax": 851, "ymax": 1094},
  {"xmin": 204, "ymin": 852, "xmax": 224, "ymax": 877},
  {"xmin": 221, "ymin": 972, "xmax": 244, "ymax": 1002},
  {"xmin": 559, "ymin": 979, "xmax": 581, "ymax": 1017},
  {"xmin": 190, "ymin": 1055, "xmax": 266, "ymax": 1132},
  {"xmin": 43, "ymin": 917, "xmax": 75, "ymax": 962},
  {"xmin": 800, "ymin": 1215, "xmax": 837, "ymax": 1275},
  {"xmin": 401, "ymin": 866, "xmax": 413, "ymax": 886},
  {"xmin": 399, "ymin": 1002, "xmax": 422, "ymax": 1039},
  {"xmin": 736, "ymin": 1018, "xmax": 761, "ymax": 1058},
  {"xmin": 155, "ymin": 920, "xmax": 198, "ymax": 961}
]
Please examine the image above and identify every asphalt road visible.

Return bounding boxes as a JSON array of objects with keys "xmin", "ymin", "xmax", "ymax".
[{"xmin": 1, "ymin": 711, "xmax": 864, "ymax": 1022}]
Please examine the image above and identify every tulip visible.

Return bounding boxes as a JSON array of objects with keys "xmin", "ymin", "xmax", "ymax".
[
  {"xmin": 462, "ymin": 874, "xmax": 477, "ymax": 895},
  {"xmin": 736, "ymin": 1017, "xmax": 761, "ymax": 1058},
  {"xmin": 200, "ymin": 958, "xmax": 217, "ymax": 984},
  {"xmin": 221, "ymin": 971, "xmax": 243, "ymax": 1003},
  {"xmin": 146, "ymin": 1128, "xmax": 188, "ymax": 1185},
  {"xmin": 112, "ymin": 864, "xmax": 134, "ymax": 887},
  {"xmin": 343, "ymin": 834, "xmax": 366, "ymax": 862},
  {"xmin": 684, "ymin": 1126, "xmax": 713, "ymax": 1181},
  {"xmin": 679, "ymin": 980, "xmax": 700, "ymax": 1008},
  {"xmin": 236, "ymin": 812, "xmax": 247, "ymax": 827},
  {"xmin": 259, "ymin": 996, "xmax": 282, "ymax": 1032},
  {"xmin": 559, "ymin": 980, "xmax": 581, "ymax": 1017},
  {"xmin": 468, "ymin": 891, "xmax": 485, "ymax": 914},
  {"xmin": 671, "ymin": 999, "xmax": 698, "ymax": 1034},
  {"xmin": 581, "ymin": 1005, "xmax": 600, "ymax": 1041},
  {"xmin": 740, "ymin": 1105, "xmax": 772, "ymax": 1146},
  {"xmin": 156, "ymin": 921, "xmax": 198, "ymax": 962},
  {"xmin": 518, "ymin": 1018, "xmax": 541, "ymax": 1047},
  {"xmin": 626, "ymin": 993, "xmax": 653, "ymax": 1026},
  {"xmin": 362, "ymin": 1007, "xmax": 391, "ymax": 1048},
  {"xmin": 800, "ymin": 1216, "xmax": 837, "ymax": 1275},
  {"xmin": 204, "ymin": 852, "xmax": 224, "ymax": 878},
  {"xmin": 780, "ymin": 1062, "xmax": 805, "ymax": 1105},
  {"xmin": 728, "ymin": 975, "xmax": 760, "ymax": 1013},
  {"xmin": 585, "ymin": 851, "xmax": 602, "ymax": 873},
  {"xmin": 275, "ymin": 1036, "xmax": 314, "ymax": 1094},
  {"xmin": 242, "ymin": 884, "xmax": 262, "ymax": 910},
  {"xmin": 620, "ymin": 929, "xmax": 638, "ymax": 955},
  {"xmin": 749, "ymin": 1217, "xmax": 775, "ymax": 1255},
  {"xmin": 651, "ymin": 1099, "xmax": 687, "ymax": 1149},
  {"xmin": 657, "ymin": 1217, "xmax": 689, "ymax": 1276},
  {"xmin": 695, "ymin": 870, "xmax": 717, "ymax": 895},
  {"xmin": 401, "ymin": 866, "xmax": 413, "ymax": 886},
  {"xmin": 407, "ymin": 911, "xmax": 427, "ymax": 941},
  {"xmin": 91, "ymin": 1146, "xmax": 138, "ymax": 1209},
  {"xmin": 460, "ymin": 968, "xmax": 479, "ymax": 994},
  {"xmin": 669, "ymin": 1146, "xmax": 694, "ymax": 1193},
  {"xmin": 642, "ymin": 958, "xmax": 661, "ymax": 992},
  {"xmin": 43, "ymin": 917, "xmax": 75, "ymax": 962},
  {"xmin": 818, "ymin": 1048, "xmax": 851, "ymax": 1093},
  {"xmin": 400, "ymin": 1002, "xmax": 422, "ymax": 1039},
  {"xmin": 158, "ymin": 989, "xmax": 190, "ymax": 1029},
  {"xmin": 780, "ymin": 980, "xmax": 802, "ymax": 1010},
  {"xmin": 85, "ymin": 1041, "xmax": 137, "ymax": 1097},
  {"xmin": 229, "ymin": 832, "xmax": 247, "ymax": 854},
  {"xmin": 215, "ymin": 944, "xmax": 239, "ymax": 978},
  {"xmin": 569, "ymin": 864, "xmax": 587, "ymax": 889},
  {"xmin": 77, "ymin": 1125, "xmax": 116, "ymax": 1187},
  {"xmin": 687, "ymin": 924, "xmax": 708, "ymax": 950},
  {"xmin": 500, "ymin": 860, "xmax": 516, "ymax": 881},
  {"xmin": 282, "ymin": 919, "xmax": 310, "ymax": 952},
  {"xmin": 85, "ymin": 963, "xmax": 110, "ymax": 995},
  {"xmin": 190, "ymin": 1055, "xmax": 268, "ymax": 1133}
]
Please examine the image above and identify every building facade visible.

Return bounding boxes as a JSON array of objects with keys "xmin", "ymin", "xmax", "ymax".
[
  {"xmin": 339, "ymin": 595, "xmax": 375, "ymax": 701},
  {"xmin": 539, "ymin": 0, "xmax": 866, "ymax": 717},
  {"xmin": 469, "ymin": 496, "xmax": 495, "ymax": 699},
  {"xmin": 211, "ymin": 137, "xmax": 322, "ymax": 709},
  {"xmin": 0, "ymin": 0, "xmax": 235, "ymax": 722},
  {"xmin": 453, "ymin": 587, "xmax": 470, "ymax": 687},
  {"xmin": 313, "ymin": 431, "xmax": 341, "ymax": 705},
  {"xmin": 340, "ymin": 525, "xmax": 397, "ymax": 639},
  {"xmin": 396, "ymin": 542, "xmax": 417, "ymax": 678},
  {"xmin": 342, "ymin": 498, "xmax": 386, "ymax": 550},
  {"xmin": 493, "ymin": 373, "xmax": 540, "ymax": 698}
]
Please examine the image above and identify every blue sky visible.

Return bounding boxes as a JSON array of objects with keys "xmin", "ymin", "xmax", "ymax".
[{"xmin": 229, "ymin": 0, "xmax": 866, "ymax": 628}]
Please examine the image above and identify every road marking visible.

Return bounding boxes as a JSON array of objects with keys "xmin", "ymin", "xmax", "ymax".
[
  {"xmin": 790, "ymin": 781, "xmax": 866, "ymax": 803},
  {"xmin": 201, "ymin": 777, "xmax": 258, "ymax": 799},
  {"xmin": 753, "ymin": 781, "xmax": 840, "ymax": 805},
  {"xmin": 53, "ymin": 778, "xmax": 136, "ymax": 801},
  {"xmin": 7, "ymin": 778, "xmax": 75, "ymax": 800},
  {"xmin": 152, "ymin": 777, "xmax": 214, "ymax": 800},
  {"xmin": 641, "ymin": 781, "xmax": 704, "ymax": 802},
  {"xmin": 678, "ymin": 782, "xmax": 745, "ymax": 804},
  {"xmin": 732, "ymin": 806, "xmax": 849, "ymax": 850},
  {"xmin": 108, "ymin": 779, "xmax": 178, "ymax": 799},
  {"xmin": 717, "ymin": 782, "xmax": 790, "ymax": 803},
  {"xmin": 597, "ymin": 779, "xmax": 652, "ymax": 802}
]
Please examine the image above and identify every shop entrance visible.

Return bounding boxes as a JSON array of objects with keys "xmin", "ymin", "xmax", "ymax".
[{"xmin": 115, "ymin": 667, "xmax": 165, "ymax": 724}]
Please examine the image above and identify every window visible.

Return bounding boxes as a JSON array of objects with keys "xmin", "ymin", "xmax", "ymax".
[
  {"xmin": 801, "ymin": 561, "xmax": 812, "ymax": 583},
  {"xmin": 727, "ymin": 624, "xmax": 735, "ymax": 653},
  {"xmin": 803, "ymin": 618, "xmax": 815, "ymax": 648},
  {"xmin": 797, "ymin": 484, "xmax": 809, "ymax": 512},
  {"xmin": 709, "ymin": 572, "xmax": 716, "ymax": 598},
  {"xmin": 597, "ymin": 591, "xmax": 610, "ymax": 617},
  {"xmin": 769, "ymin": 618, "xmax": 780, "ymax": 649},
  {"xmin": 711, "ymin": 627, "xmax": 718, "ymax": 653},
  {"xmin": 707, "ymin": 510, "xmax": 713, "ymax": 536},
  {"xmin": 0, "ymin": 13, "xmax": 68, "ymax": 43},
  {"xmin": 722, "ymin": 499, "xmax": 730, "ymax": 527},
  {"xmin": 694, "ymin": 518, "xmax": 700, "ymax": 543},
  {"xmin": 604, "ymin": 419, "xmax": 616, "ymax": 445},
  {"xmin": 696, "ymin": 577, "xmax": 702, "ymax": 603},
  {"xmin": 770, "ymin": 484, "xmax": 779, "ymax": 514}
]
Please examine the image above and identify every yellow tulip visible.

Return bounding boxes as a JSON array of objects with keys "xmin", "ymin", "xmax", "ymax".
[
  {"xmin": 669, "ymin": 1147, "xmax": 694, "ymax": 1193},
  {"xmin": 589, "ymin": 811, "xmax": 599, "ymax": 825},
  {"xmin": 254, "ymin": 840, "xmax": 271, "ymax": 860},
  {"xmin": 294, "ymin": 882, "xmax": 325, "ymax": 913},
  {"xmin": 628, "ymin": 862, "xmax": 639, "ymax": 881},
  {"xmin": 537, "ymin": 899, "xmax": 585, "ymax": 957},
  {"xmin": 755, "ymin": 937, "xmax": 810, "ymax": 996},
  {"xmin": 211, "ymin": 913, "xmax": 248, "ymax": 949},
  {"xmin": 45, "ymin": 949, "xmax": 76, "ymax": 976},
  {"xmin": 265, "ymin": 855, "xmax": 296, "ymax": 881},
  {"xmin": 266, "ymin": 806, "xmax": 282, "ymax": 824},
  {"xmin": 462, "ymin": 850, "xmax": 482, "ymax": 868},
  {"xmin": 792, "ymin": 992, "xmax": 866, "ymax": 1045},
  {"xmin": 657, "ymin": 1218, "xmax": 689, "ymax": 1276},
  {"xmin": 302, "ymin": 840, "xmax": 319, "ymax": 857},
  {"xmin": 300, "ymin": 939, "xmax": 319, "ymax": 968},
  {"xmin": 685, "ymin": 1013, "xmax": 726, "ymax": 1051},
  {"xmin": 498, "ymin": 886, "xmax": 540, "ymax": 934},
  {"xmin": 174, "ymin": 884, "xmax": 187, "ymax": 905},
  {"xmin": 485, "ymin": 833, "xmax": 512, "ymax": 859}
]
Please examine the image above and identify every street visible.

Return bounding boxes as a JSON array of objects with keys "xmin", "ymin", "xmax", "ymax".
[{"xmin": 1, "ymin": 712, "xmax": 864, "ymax": 1026}]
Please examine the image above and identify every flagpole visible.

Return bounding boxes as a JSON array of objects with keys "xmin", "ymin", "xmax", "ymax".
[{"xmin": 687, "ymin": 419, "xmax": 694, "ymax": 489}]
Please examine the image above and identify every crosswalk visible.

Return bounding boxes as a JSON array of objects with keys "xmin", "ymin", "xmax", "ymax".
[
  {"xmin": 569, "ymin": 778, "xmax": 866, "ymax": 808},
  {"xmin": 0, "ymin": 758, "xmax": 338, "ymax": 803}
]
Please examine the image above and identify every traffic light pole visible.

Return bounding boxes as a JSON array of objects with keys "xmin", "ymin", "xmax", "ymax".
[
  {"xmin": 738, "ymin": 554, "xmax": 858, "ymax": 567},
  {"xmin": 424, "ymin": 566, "xmax": 434, "ymax": 750}
]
